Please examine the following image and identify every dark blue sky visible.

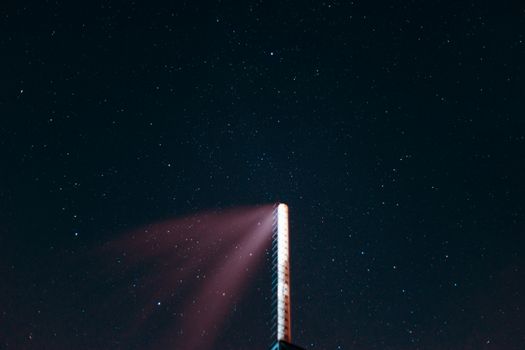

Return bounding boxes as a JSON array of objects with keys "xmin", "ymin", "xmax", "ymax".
[{"xmin": 1, "ymin": 1, "xmax": 524, "ymax": 349}]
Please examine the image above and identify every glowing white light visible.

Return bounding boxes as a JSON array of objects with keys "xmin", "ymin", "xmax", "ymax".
[{"xmin": 276, "ymin": 203, "xmax": 291, "ymax": 343}]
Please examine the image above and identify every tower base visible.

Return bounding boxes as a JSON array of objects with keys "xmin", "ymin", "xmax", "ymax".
[{"xmin": 271, "ymin": 340, "xmax": 306, "ymax": 350}]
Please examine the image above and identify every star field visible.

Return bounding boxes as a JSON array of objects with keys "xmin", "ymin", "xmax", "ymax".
[{"xmin": 1, "ymin": 1, "xmax": 525, "ymax": 349}]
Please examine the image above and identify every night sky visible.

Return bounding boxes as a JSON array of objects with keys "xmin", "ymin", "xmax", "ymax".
[{"xmin": 2, "ymin": 1, "xmax": 525, "ymax": 349}]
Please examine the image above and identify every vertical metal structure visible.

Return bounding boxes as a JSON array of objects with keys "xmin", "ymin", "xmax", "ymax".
[{"xmin": 271, "ymin": 203, "xmax": 292, "ymax": 346}]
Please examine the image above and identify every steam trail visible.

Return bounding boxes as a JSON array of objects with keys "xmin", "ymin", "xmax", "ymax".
[{"xmin": 98, "ymin": 205, "xmax": 274, "ymax": 349}]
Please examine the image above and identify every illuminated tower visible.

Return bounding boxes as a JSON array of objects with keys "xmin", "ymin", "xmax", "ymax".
[{"xmin": 270, "ymin": 203, "xmax": 305, "ymax": 350}]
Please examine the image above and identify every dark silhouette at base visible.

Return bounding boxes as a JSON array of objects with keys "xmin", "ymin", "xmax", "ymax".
[{"xmin": 271, "ymin": 340, "xmax": 306, "ymax": 350}]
